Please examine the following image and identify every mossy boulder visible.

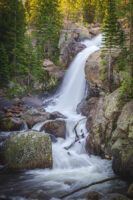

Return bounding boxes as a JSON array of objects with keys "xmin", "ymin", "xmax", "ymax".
[
  {"xmin": 112, "ymin": 138, "xmax": 133, "ymax": 179},
  {"xmin": 1, "ymin": 131, "xmax": 52, "ymax": 169}
]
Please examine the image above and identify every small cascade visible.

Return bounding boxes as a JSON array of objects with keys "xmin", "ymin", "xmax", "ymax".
[{"xmin": 23, "ymin": 34, "xmax": 122, "ymax": 199}]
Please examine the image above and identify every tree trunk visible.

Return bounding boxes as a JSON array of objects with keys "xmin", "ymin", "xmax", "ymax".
[{"xmin": 108, "ymin": 49, "xmax": 113, "ymax": 92}]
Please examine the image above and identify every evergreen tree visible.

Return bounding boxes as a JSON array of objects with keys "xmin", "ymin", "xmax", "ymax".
[
  {"xmin": 83, "ymin": 0, "xmax": 96, "ymax": 24},
  {"xmin": 102, "ymin": 0, "xmax": 123, "ymax": 92},
  {"xmin": 36, "ymin": 0, "xmax": 63, "ymax": 63},
  {"xmin": 0, "ymin": 0, "xmax": 26, "ymax": 77},
  {"xmin": 0, "ymin": 44, "xmax": 9, "ymax": 88}
]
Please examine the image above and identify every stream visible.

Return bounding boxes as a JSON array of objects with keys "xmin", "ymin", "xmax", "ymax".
[{"xmin": 0, "ymin": 34, "xmax": 126, "ymax": 200}]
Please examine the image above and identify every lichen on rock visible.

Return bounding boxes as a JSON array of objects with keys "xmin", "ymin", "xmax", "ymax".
[{"xmin": 1, "ymin": 131, "xmax": 52, "ymax": 169}]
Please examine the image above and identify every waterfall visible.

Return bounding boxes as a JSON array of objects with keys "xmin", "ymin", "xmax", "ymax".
[
  {"xmin": 26, "ymin": 34, "xmax": 118, "ymax": 199},
  {"xmin": 45, "ymin": 34, "xmax": 102, "ymax": 116},
  {"xmin": 0, "ymin": 34, "xmax": 124, "ymax": 200}
]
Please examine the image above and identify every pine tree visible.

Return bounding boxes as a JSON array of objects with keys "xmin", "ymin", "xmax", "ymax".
[
  {"xmin": 0, "ymin": 0, "xmax": 26, "ymax": 78},
  {"xmin": 36, "ymin": 0, "xmax": 63, "ymax": 63},
  {"xmin": 0, "ymin": 44, "xmax": 9, "ymax": 88},
  {"xmin": 102, "ymin": 0, "xmax": 123, "ymax": 92}
]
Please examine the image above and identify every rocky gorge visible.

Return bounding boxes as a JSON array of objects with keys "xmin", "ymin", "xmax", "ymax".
[{"xmin": 0, "ymin": 23, "xmax": 133, "ymax": 200}]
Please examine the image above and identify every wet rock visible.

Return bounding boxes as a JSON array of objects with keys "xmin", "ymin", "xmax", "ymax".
[
  {"xmin": 49, "ymin": 134, "xmax": 57, "ymax": 143},
  {"xmin": 41, "ymin": 120, "xmax": 66, "ymax": 138},
  {"xmin": 49, "ymin": 111, "xmax": 66, "ymax": 120},
  {"xmin": 100, "ymin": 193, "xmax": 129, "ymax": 200},
  {"xmin": 1, "ymin": 131, "xmax": 52, "ymax": 169},
  {"xmin": 22, "ymin": 108, "xmax": 50, "ymax": 128},
  {"xmin": 77, "ymin": 99, "xmax": 89, "ymax": 116},
  {"xmin": 87, "ymin": 191, "xmax": 100, "ymax": 200},
  {"xmin": 127, "ymin": 183, "xmax": 133, "ymax": 198},
  {"xmin": 59, "ymin": 37, "xmax": 86, "ymax": 68},
  {"xmin": 0, "ymin": 117, "xmax": 24, "ymax": 132}
]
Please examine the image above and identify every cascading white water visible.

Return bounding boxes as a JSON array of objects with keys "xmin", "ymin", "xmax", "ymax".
[
  {"xmin": 18, "ymin": 35, "xmax": 125, "ymax": 200},
  {"xmin": 45, "ymin": 34, "xmax": 101, "ymax": 115},
  {"xmin": 25, "ymin": 34, "xmax": 124, "ymax": 200},
  {"xmin": 0, "ymin": 34, "xmax": 126, "ymax": 200}
]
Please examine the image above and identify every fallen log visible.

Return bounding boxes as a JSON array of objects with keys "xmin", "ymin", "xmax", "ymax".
[{"xmin": 60, "ymin": 176, "xmax": 120, "ymax": 199}]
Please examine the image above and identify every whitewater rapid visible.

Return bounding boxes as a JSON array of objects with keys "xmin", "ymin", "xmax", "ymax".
[
  {"xmin": 0, "ymin": 34, "xmax": 125, "ymax": 200},
  {"xmin": 27, "ymin": 34, "xmax": 122, "ymax": 199}
]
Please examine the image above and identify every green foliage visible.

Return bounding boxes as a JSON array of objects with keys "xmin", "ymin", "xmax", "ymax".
[
  {"xmin": 120, "ymin": 79, "xmax": 133, "ymax": 101},
  {"xmin": 0, "ymin": 44, "xmax": 9, "ymax": 88},
  {"xmin": 0, "ymin": 0, "xmax": 26, "ymax": 80},
  {"xmin": 36, "ymin": 0, "xmax": 63, "ymax": 63}
]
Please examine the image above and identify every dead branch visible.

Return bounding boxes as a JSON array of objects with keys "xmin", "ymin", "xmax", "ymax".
[
  {"xmin": 60, "ymin": 176, "xmax": 120, "ymax": 199},
  {"xmin": 64, "ymin": 118, "xmax": 86, "ymax": 150},
  {"xmin": 64, "ymin": 138, "xmax": 79, "ymax": 150}
]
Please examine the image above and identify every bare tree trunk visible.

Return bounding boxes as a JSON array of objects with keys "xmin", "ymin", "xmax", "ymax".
[
  {"xmin": 60, "ymin": 176, "xmax": 120, "ymax": 199},
  {"xmin": 108, "ymin": 49, "xmax": 113, "ymax": 92}
]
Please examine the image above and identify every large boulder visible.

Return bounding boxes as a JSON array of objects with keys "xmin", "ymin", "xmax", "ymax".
[
  {"xmin": 59, "ymin": 36, "xmax": 86, "ymax": 68},
  {"xmin": 1, "ymin": 131, "xmax": 52, "ymax": 169},
  {"xmin": 86, "ymin": 89, "xmax": 122, "ymax": 158},
  {"xmin": 41, "ymin": 119, "xmax": 66, "ymax": 138},
  {"xmin": 112, "ymin": 100, "xmax": 133, "ymax": 179},
  {"xmin": 22, "ymin": 108, "xmax": 50, "ymax": 128},
  {"xmin": 85, "ymin": 49, "xmax": 124, "ymax": 93},
  {"xmin": 86, "ymin": 88, "xmax": 133, "ymax": 179}
]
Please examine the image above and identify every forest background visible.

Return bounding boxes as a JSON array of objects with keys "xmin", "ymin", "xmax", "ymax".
[{"xmin": 0, "ymin": 0, "xmax": 132, "ymax": 100}]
